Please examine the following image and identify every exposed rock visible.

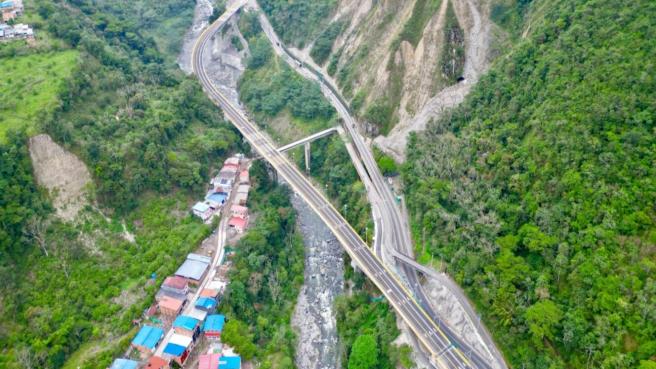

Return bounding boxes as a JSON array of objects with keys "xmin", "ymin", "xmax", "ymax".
[
  {"xmin": 28, "ymin": 134, "xmax": 92, "ymax": 221},
  {"xmin": 291, "ymin": 193, "xmax": 344, "ymax": 369}
]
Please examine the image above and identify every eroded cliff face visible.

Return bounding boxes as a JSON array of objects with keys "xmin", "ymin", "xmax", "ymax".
[{"xmin": 291, "ymin": 0, "xmax": 508, "ymax": 161}]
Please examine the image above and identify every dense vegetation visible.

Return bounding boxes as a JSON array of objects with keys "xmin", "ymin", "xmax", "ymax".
[
  {"xmin": 257, "ymin": 0, "xmax": 337, "ymax": 48},
  {"xmin": 0, "ymin": 0, "xmax": 242, "ymax": 367},
  {"xmin": 237, "ymin": 15, "xmax": 371, "ymax": 239},
  {"xmin": 335, "ymin": 263, "xmax": 413, "ymax": 369},
  {"xmin": 310, "ymin": 20, "xmax": 346, "ymax": 66},
  {"xmin": 219, "ymin": 161, "xmax": 304, "ymax": 368},
  {"xmin": 239, "ymin": 35, "xmax": 334, "ymax": 129},
  {"xmin": 404, "ymin": 0, "xmax": 656, "ymax": 368}
]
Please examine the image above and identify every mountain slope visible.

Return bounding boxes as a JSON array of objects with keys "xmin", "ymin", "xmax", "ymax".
[{"xmin": 403, "ymin": 0, "xmax": 656, "ymax": 367}]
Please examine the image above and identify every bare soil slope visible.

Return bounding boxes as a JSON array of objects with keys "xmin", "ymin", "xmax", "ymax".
[{"xmin": 29, "ymin": 134, "xmax": 92, "ymax": 220}]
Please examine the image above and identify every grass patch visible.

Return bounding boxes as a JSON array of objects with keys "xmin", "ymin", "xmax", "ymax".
[{"xmin": 0, "ymin": 50, "xmax": 78, "ymax": 141}]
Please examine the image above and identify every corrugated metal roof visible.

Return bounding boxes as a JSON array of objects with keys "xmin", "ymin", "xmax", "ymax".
[
  {"xmin": 175, "ymin": 259, "xmax": 208, "ymax": 281},
  {"xmin": 163, "ymin": 343, "xmax": 186, "ymax": 356},
  {"xmin": 131, "ymin": 325, "xmax": 164, "ymax": 349},
  {"xmin": 193, "ymin": 202, "xmax": 210, "ymax": 213},
  {"xmin": 219, "ymin": 356, "xmax": 241, "ymax": 369},
  {"xmin": 203, "ymin": 314, "xmax": 225, "ymax": 332},
  {"xmin": 195, "ymin": 297, "xmax": 217, "ymax": 310},
  {"xmin": 169, "ymin": 333, "xmax": 193, "ymax": 347},
  {"xmin": 110, "ymin": 359, "xmax": 139, "ymax": 369},
  {"xmin": 187, "ymin": 253, "xmax": 212, "ymax": 264},
  {"xmin": 173, "ymin": 315, "xmax": 199, "ymax": 331}
]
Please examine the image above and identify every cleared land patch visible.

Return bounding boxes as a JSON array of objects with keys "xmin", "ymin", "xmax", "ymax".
[{"xmin": 0, "ymin": 50, "xmax": 78, "ymax": 140}]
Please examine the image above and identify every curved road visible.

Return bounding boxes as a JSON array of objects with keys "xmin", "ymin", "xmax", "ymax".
[
  {"xmin": 191, "ymin": 5, "xmax": 475, "ymax": 369},
  {"xmin": 249, "ymin": 5, "xmax": 506, "ymax": 369}
]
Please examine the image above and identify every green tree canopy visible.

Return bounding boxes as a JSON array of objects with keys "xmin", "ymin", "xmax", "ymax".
[{"xmin": 348, "ymin": 334, "xmax": 379, "ymax": 369}]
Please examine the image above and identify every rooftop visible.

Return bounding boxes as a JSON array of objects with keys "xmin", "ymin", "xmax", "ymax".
[
  {"xmin": 173, "ymin": 315, "xmax": 199, "ymax": 331},
  {"xmin": 224, "ymin": 157, "xmax": 240, "ymax": 166},
  {"xmin": 109, "ymin": 359, "xmax": 139, "ymax": 369},
  {"xmin": 159, "ymin": 296, "xmax": 184, "ymax": 311},
  {"xmin": 145, "ymin": 356, "xmax": 169, "ymax": 369},
  {"xmin": 187, "ymin": 307, "xmax": 208, "ymax": 321},
  {"xmin": 206, "ymin": 192, "xmax": 227, "ymax": 204},
  {"xmin": 228, "ymin": 217, "xmax": 247, "ymax": 229},
  {"xmin": 163, "ymin": 276, "xmax": 188, "ymax": 290},
  {"xmin": 131, "ymin": 325, "xmax": 164, "ymax": 349},
  {"xmin": 230, "ymin": 204, "xmax": 248, "ymax": 213},
  {"xmin": 203, "ymin": 314, "xmax": 226, "ymax": 332},
  {"xmin": 163, "ymin": 343, "xmax": 186, "ymax": 357},
  {"xmin": 219, "ymin": 356, "xmax": 241, "ymax": 369},
  {"xmin": 195, "ymin": 297, "xmax": 217, "ymax": 310},
  {"xmin": 199, "ymin": 354, "xmax": 221, "ymax": 369},
  {"xmin": 193, "ymin": 202, "xmax": 210, "ymax": 213},
  {"xmin": 169, "ymin": 333, "xmax": 193, "ymax": 348},
  {"xmin": 187, "ymin": 253, "xmax": 212, "ymax": 264},
  {"xmin": 175, "ymin": 259, "xmax": 209, "ymax": 281}
]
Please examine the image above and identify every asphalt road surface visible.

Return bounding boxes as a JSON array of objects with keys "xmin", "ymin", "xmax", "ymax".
[{"xmin": 191, "ymin": 4, "xmax": 478, "ymax": 369}]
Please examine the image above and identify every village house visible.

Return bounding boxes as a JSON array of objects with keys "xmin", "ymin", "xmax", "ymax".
[
  {"xmin": 161, "ymin": 276, "xmax": 189, "ymax": 296},
  {"xmin": 172, "ymin": 315, "xmax": 201, "ymax": 339},
  {"xmin": 158, "ymin": 296, "xmax": 185, "ymax": 317},
  {"xmin": 195, "ymin": 296, "xmax": 217, "ymax": 312},
  {"xmin": 108, "ymin": 358, "xmax": 139, "ymax": 369},
  {"xmin": 145, "ymin": 356, "xmax": 169, "ymax": 369},
  {"xmin": 219, "ymin": 356, "xmax": 241, "ymax": 369},
  {"xmin": 162, "ymin": 334, "xmax": 193, "ymax": 366},
  {"xmin": 203, "ymin": 314, "xmax": 225, "ymax": 339},
  {"xmin": 131, "ymin": 325, "xmax": 164, "ymax": 356},
  {"xmin": 238, "ymin": 169, "xmax": 249, "ymax": 184},
  {"xmin": 230, "ymin": 204, "xmax": 248, "ymax": 220},
  {"xmin": 198, "ymin": 353, "xmax": 221, "ymax": 369},
  {"xmin": 187, "ymin": 307, "xmax": 208, "ymax": 322},
  {"xmin": 228, "ymin": 216, "xmax": 248, "ymax": 233},
  {"xmin": 175, "ymin": 253, "xmax": 211, "ymax": 285},
  {"xmin": 192, "ymin": 201, "xmax": 213, "ymax": 222}
]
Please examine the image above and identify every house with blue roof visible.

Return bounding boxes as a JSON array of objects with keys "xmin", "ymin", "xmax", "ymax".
[
  {"xmin": 131, "ymin": 325, "xmax": 164, "ymax": 355},
  {"xmin": 109, "ymin": 358, "xmax": 139, "ymax": 369},
  {"xmin": 195, "ymin": 296, "xmax": 217, "ymax": 312},
  {"xmin": 203, "ymin": 314, "xmax": 225, "ymax": 339},
  {"xmin": 219, "ymin": 356, "xmax": 241, "ymax": 369},
  {"xmin": 173, "ymin": 315, "xmax": 200, "ymax": 339}
]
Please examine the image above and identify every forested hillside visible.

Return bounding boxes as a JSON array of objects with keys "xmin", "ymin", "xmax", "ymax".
[
  {"xmin": 403, "ymin": 0, "xmax": 656, "ymax": 368},
  {"xmin": 0, "ymin": 0, "xmax": 241, "ymax": 367}
]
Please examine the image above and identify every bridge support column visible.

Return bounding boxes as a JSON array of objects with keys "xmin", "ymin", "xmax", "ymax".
[{"xmin": 304, "ymin": 142, "xmax": 311, "ymax": 172}]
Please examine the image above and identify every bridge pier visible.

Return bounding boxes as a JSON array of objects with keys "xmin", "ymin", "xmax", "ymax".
[{"xmin": 304, "ymin": 142, "xmax": 311, "ymax": 172}]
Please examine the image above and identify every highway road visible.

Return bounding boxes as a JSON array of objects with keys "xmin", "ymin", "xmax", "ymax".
[
  {"xmin": 191, "ymin": 5, "xmax": 477, "ymax": 369},
  {"xmin": 250, "ymin": 5, "xmax": 506, "ymax": 369}
]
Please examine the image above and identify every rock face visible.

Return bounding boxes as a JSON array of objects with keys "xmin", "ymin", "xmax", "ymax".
[
  {"xmin": 291, "ymin": 194, "xmax": 344, "ymax": 369},
  {"xmin": 28, "ymin": 134, "xmax": 92, "ymax": 221}
]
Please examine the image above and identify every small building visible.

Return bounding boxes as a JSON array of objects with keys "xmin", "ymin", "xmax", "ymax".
[
  {"xmin": 228, "ymin": 216, "xmax": 248, "ymax": 233},
  {"xmin": 219, "ymin": 356, "xmax": 241, "ymax": 369},
  {"xmin": 203, "ymin": 314, "xmax": 226, "ymax": 339},
  {"xmin": 238, "ymin": 170, "xmax": 249, "ymax": 184},
  {"xmin": 131, "ymin": 325, "xmax": 164, "ymax": 354},
  {"xmin": 230, "ymin": 205, "xmax": 248, "ymax": 220},
  {"xmin": 234, "ymin": 192, "xmax": 248, "ymax": 206},
  {"xmin": 175, "ymin": 254, "xmax": 210, "ymax": 284},
  {"xmin": 192, "ymin": 202, "xmax": 213, "ymax": 221},
  {"xmin": 200, "ymin": 287, "xmax": 220, "ymax": 299},
  {"xmin": 162, "ymin": 334, "xmax": 193, "ymax": 366},
  {"xmin": 145, "ymin": 356, "xmax": 169, "ymax": 369},
  {"xmin": 109, "ymin": 358, "xmax": 139, "ymax": 369},
  {"xmin": 206, "ymin": 192, "xmax": 228, "ymax": 206},
  {"xmin": 109, "ymin": 359, "xmax": 138, "ymax": 369},
  {"xmin": 173, "ymin": 315, "xmax": 201, "ymax": 339},
  {"xmin": 187, "ymin": 307, "xmax": 208, "ymax": 322},
  {"xmin": 159, "ymin": 296, "xmax": 184, "ymax": 317},
  {"xmin": 224, "ymin": 157, "xmax": 240, "ymax": 168},
  {"xmin": 195, "ymin": 297, "xmax": 217, "ymax": 312},
  {"xmin": 161, "ymin": 276, "xmax": 189, "ymax": 296},
  {"xmin": 236, "ymin": 184, "xmax": 250, "ymax": 195},
  {"xmin": 199, "ymin": 354, "xmax": 221, "ymax": 369}
]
